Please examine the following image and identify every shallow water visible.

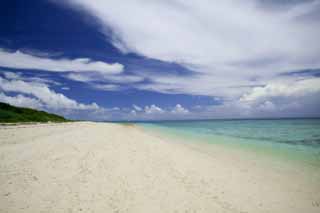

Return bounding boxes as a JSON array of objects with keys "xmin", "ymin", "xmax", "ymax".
[{"xmin": 138, "ymin": 119, "xmax": 320, "ymax": 168}]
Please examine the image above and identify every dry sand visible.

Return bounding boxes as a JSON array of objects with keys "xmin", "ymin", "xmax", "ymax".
[{"xmin": 0, "ymin": 122, "xmax": 319, "ymax": 213}]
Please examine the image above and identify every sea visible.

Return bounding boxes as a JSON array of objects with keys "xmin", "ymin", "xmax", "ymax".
[{"xmin": 138, "ymin": 118, "xmax": 320, "ymax": 168}]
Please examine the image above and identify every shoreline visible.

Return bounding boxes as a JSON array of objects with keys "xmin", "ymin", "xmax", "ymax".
[
  {"xmin": 139, "ymin": 123, "xmax": 320, "ymax": 169},
  {"xmin": 1, "ymin": 122, "xmax": 319, "ymax": 212}
]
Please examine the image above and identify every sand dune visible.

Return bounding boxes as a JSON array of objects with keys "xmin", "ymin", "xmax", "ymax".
[{"xmin": 0, "ymin": 122, "xmax": 319, "ymax": 213}]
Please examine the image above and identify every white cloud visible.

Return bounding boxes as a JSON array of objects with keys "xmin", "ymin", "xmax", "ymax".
[
  {"xmin": 135, "ymin": 73, "xmax": 253, "ymax": 97},
  {"xmin": 0, "ymin": 76, "xmax": 99, "ymax": 110},
  {"xmin": 103, "ymin": 74, "xmax": 144, "ymax": 83},
  {"xmin": 130, "ymin": 110, "xmax": 137, "ymax": 116},
  {"xmin": 0, "ymin": 73, "xmax": 169, "ymax": 121},
  {"xmin": 132, "ymin": 104, "xmax": 142, "ymax": 111},
  {"xmin": 1, "ymin": 70, "xmax": 61, "ymax": 85},
  {"xmin": 144, "ymin": 104, "xmax": 164, "ymax": 114},
  {"xmin": 240, "ymin": 78, "xmax": 320, "ymax": 103},
  {"xmin": 65, "ymin": 72, "xmax": 143, "ymax": 84},
  {"xmin": 120, "ymin": 104, "xmax": 190, "ymax": 120},
  {"xmin": 66, "ymin": 73, "xmax": 92, "ymax": 82},
  {"xmin": 121, "ymin": 81, "xmax": 320, "ymax": 120},
  {"xmin": 282, "ymin": 0, "xmax": 320, "ymax": 19},
  {"xmin": 0, "ymin": 92, "xmax": 43, "ymax": 109},
  {"xmin": 92, "ymin": 84, "xmax": 120, "ymax": 91},
  {"xmin": 171, "ymin": 104, "xmax": 189, "ymax": 114},
  {"xmin": 257, "ymin": 101, "xmax": 276, "ymax": 112},
  {"xmin": 191, "ymin": 78, "xmax": 320, "ymax": 118},
  {"xmin": 65, "ymin": 72, "xmax": 143, "ymax": 92},
  {"xmin": 0, "ymin": 49, "xmax": 124, "ymax": 75},
  {"xmin": 3, "ymin": 71, "xmax": 21, "ymax": 80},
  {"xmin": 59, "ymin": 0, "xmax": 320, "ymax": 99}
]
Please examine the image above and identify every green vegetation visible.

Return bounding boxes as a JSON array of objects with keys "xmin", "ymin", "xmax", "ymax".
[{"xmin": 0, "ymin": 102, "xmax": 68, "ymax": 123}]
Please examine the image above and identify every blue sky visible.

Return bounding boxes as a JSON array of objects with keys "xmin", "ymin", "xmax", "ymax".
[{"xmin": 1, "ymin": 0, "xmax": 320, "ymax": 120}]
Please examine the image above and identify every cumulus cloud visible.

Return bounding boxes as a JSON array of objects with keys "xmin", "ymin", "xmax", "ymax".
[
  {"xmin": 0, "ymin": 76, "xmax": 99, "ymax": 111},
  {"xmin": 191, "ymin": 78, "xmax": 320, "ymax": 118},
  {"xmin": 144, "ymin": 104, "xmax": 164, "ymax": 114},
  {"xmin": 240, "ymin": 78, "xmax": 320, "ymax": 103},
  {"xmin": 171, "ymin": 104, "xmax": 189, "ymax": 114},
  {"xmin": 123, "ymin": 104, "xmax": 190, "ymax": 120},
  {"xmin": 236, "ymin": 77, "xmax": 320, "ymax": 117},
  {"xmin": 0, "ymin": 92, "xmax": 43, "ymax": 109},
  {"xmin": 0, "ymin": 72, "xmax": 193, "ymax": 121},
  {"xmin": 0, "ymin": 49, "xmax": 124, "ymax": 75},
  {"xmin": 123, "ymin": 82, "xmax": 320, "ymax": 119}
]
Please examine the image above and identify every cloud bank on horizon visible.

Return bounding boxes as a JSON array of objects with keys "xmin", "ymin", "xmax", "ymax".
[{"xmin": 0, "ymin": 0, "xmax": 320, "ymax": 120}]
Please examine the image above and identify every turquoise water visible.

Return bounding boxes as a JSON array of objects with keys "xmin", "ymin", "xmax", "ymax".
[{"xmin": 138, "ymin": 119, "xmax": 320, "ymax": 167}]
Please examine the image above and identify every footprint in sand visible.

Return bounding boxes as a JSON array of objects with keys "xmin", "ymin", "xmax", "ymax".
[{"xmin": 312, "ymin": 201, "xmax": 320, "ymax": 207}]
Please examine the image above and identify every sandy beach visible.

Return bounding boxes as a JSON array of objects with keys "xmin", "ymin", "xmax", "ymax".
[{"xmin": 0, "ymin": 122, "xmax": 319, "ymax": 213}]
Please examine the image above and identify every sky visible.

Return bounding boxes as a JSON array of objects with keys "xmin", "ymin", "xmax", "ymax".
[{"xmin": 0, "ymin": 0, "xmax": 320, "ymax": 121}]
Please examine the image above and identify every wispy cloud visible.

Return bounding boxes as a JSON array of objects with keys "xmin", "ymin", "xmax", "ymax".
[
  {"xmin": 132, "ymin": 104, "xmax": 142, "ymax": 111},
  {"xmin": 91, "ymin": 84, "xmax": 120, "ymax": 91},
  {"xmin": 65, "ymin": 72, "xmax": 143, "ymax": 84},
  {"xmin": 1, "ymin": 71, "xmax": 61, "ymax": 85},
  {"xmin": 0, "ymin": 49, "xmax": 124, "ymax": 75},
  {"xmin": 60, "ymin": 0, "xmax": 320, "ymax": 98}
]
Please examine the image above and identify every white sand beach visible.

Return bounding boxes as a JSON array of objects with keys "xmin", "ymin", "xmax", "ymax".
[{"xmin": 0, "ymin": 122, "xmax": 319, "ymax": 213}]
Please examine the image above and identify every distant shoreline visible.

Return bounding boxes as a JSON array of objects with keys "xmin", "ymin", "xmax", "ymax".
[{"xmin": 110, "ymin": 117, "xmax": 320, "ymax": 123}]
